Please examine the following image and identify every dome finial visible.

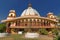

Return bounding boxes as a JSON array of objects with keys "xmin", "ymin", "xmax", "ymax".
[{"xmin": 28, "ymin": 3, "xmax": 32, "ymax": 7}]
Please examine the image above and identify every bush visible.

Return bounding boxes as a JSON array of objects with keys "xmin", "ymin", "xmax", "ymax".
[
  {"xmin": 54, "ymin": 36, "xmax": 60, "ymax": 40},
  {"xmin": 39, "ymin": 28, "xmax": 48, "ymax": 35},
  {"xmin": 58, "ymin": 36, "xmax": 60, "ymax": 40},
  {"xmin": 0, "ymin": 23, "xmax": 6, "ymax": 33},
  {"xmin": 52, "ymin": 29, "xmax": 58, "ymax": 35}
]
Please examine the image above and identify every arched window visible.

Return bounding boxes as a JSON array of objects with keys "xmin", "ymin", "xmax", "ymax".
[{"xmin": 11, "ymin": 14, "xmax": 13, "ymax": 17}]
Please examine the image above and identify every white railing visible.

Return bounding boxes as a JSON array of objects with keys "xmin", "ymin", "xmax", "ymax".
[
  {"xmin": 25, "ymin": 32, "xmax": 39, "ymax": 38},
  {"xmin": 0, "ymin": 33, "xmax": 8, "ymax": 37}
]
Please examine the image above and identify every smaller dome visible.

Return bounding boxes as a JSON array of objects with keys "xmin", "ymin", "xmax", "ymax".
[
  {"xmin": 47, "ymin": 12, "xmax": 53, "ymax": 15},
  {"xmin": 7, "ymin": 10, "xmax": 16, "ymax": 19},
  {"xmin": 21, "ymin": 4, "xmax": 40, "ymax": 17},
  {"xmin": 47, "ymin": 12, "xmax": 57, "ymax": 19},
  {"xmin": 8, "ymin": 10, "xmax": 16, "ymax": 17},
  {"xmin": 9, "ymin": 10, "xmax": 15, "ymax": 13}
]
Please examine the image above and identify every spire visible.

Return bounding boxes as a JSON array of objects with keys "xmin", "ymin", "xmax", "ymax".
[{"xmin": 28, "ymin": 3, "xmax": 32, "ymax": 7}]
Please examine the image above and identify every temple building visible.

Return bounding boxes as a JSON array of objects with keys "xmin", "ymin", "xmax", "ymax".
[{"xmin": 1, "ymin": 4, "xmax": 58, "ymax": 34}]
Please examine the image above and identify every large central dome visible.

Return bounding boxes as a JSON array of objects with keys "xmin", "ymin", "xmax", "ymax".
[{"xmin": 21, "ymin": 4, "xmax": 40, "ymax": 17}]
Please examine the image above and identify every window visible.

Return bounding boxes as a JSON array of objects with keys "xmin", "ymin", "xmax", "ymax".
[{"xmin": 11, "ymin": 14, "xmax": 13, "ymax": 17}]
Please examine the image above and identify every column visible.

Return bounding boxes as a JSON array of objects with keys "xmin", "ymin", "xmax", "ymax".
[
  {"xmin": 22, "ymin": 19, "xmax": 24, "ymax": 26},
  {"xmin": 24, "ymin": 19, "xmax": 27, "ymax": 27},
  {"xmin": 17, "ymin": 20, "xmax": 20, "ymax": 26},
  {"xmin": 45, "ymin": 20, "xmax": 47, "ymax": 26},
  {"xmin": 44, "ymin": 20, "xmax": 45, "ymax": 26},
  {"xmin": 30, "ymin": 19, "xmax": 32, "ymax": 27},
  {"xmin": 19, "ymin": 20, "xmax": 21, "ymax": 26},
  {"xmin": 35, "ymin": 19, "xmax": 37, "ymax": 26},
  {"xmin": 41, "ymin": 19, "xmax": 44, "ymax": 26},
  {"xmin": 39, "ymin": 19, "xmax": 41, "ymax": 27},
  {"xmin": 6, "ymin": 22, "xmax": 11, "ymax": 33},
  {"xmin": 16, "ymin": 21, "xmax": 17, "ymax": 26},
  {"xmin": 47, "ymin": 21, "xmax": 49, "ymax": 26},
  {"xmin": 28, "ymin": 19, "xmax": 30, "ymax": 28},
  {"xmin": 32, "ymin": 19, "xmax": 34, "ymax": 26},
  {"xmin": 20, "ymin": 20, "xmax": 23, "ymax": 26},
  {"xmin": 37, "ymin": 19, "xmax": 39, "ymax": 26},
  {"xmin": 33, "ymin": 19, "xmax": 36, "ymax": 26},
  {"xmin": 22, "ymin": 20, "xmax": 24, "ymax": 26}
]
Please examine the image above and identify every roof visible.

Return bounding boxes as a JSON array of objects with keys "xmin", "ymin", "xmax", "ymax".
[
  {"xmin": 1, "ymin": 16, "xmax": 58, "ymax": 23},
  {"xmin": 21, "ymin": 4, "xmax": 40, "ymax": 17}
]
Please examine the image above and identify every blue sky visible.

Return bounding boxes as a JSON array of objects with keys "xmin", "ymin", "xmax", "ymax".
[{"xmin": 0, "ymin": 0, "xmax": 60, "ymax": 20}]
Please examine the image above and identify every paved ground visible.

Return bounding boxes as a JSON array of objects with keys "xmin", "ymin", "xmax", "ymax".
[
  {"xmin": 0, "ymin": 35, "xmax": 54, "ymax": 40},
  {"xmin": 39, "ymin": 35, "xmax": 53, "ymax": 40}
]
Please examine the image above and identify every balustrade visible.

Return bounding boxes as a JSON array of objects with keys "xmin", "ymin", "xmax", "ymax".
[{"xmin": 9, "ymin": 18, "xmax": 55, "ymax": 28}]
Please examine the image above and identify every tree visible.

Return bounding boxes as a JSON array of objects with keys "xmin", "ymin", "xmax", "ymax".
[{"xmin": 0, "ymin": 23, "xmax": 6, "ymax": 33}]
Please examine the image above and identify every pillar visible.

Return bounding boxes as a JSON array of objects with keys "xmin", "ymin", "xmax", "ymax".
[{"xmin": 6, "ymin": 22, "xmax": 11, "ymax": 33}]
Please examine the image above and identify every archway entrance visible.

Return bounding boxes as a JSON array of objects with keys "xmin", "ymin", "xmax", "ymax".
[
  {"xmin": 17, "ymin": 28, "xmax": 24, "ymax": 34},
  {"xmin": 46, "ymin": 28, "xmax": 52, "ymax": 32}
]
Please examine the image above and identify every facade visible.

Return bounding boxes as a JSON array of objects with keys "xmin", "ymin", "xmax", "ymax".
[{"xmin": 1, "ymin": 4, "xmax": 58, "ymax": 34}]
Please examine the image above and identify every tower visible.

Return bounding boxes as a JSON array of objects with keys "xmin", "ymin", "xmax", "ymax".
[
  {"xmin": 47, "ymin": 12, "xmax": 57, "ymax": 21},
  {"xmin": 7, "ymin": 10, "xmax": 16, "ymax": 19}
]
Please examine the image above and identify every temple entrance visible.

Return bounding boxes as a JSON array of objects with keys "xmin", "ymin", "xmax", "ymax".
[
  {"xmin": 46, "ymin": 28, "xmax": 53, "ymax": 35},
  {"xmin": 18, "ymin": 28, "xmax": 24, "ymax": 31},
  {"xmin": 46, "ymin": 28, "xmax": 52, "ymax": 32},
  {"xmin": 18, "ymin": 28, "xmax": 24, "ymax": 34}
]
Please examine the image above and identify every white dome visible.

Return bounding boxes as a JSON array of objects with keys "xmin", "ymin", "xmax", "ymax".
[
  {"xmin": 47, "ymin": 12, "xmax": 53, "ymax": 15},
  {"xmin": 21, "ymin": 6, "xmax": 40, "ymax": 17}
]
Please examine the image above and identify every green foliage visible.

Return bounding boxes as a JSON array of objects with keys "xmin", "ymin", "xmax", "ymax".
[
  {"xmin": 0, "ymin": 23, "xmax": 6, "ymax": 33},
  {"xmin": 54, "ymin": 35, "xmax": 60, "ymax": 40},
  {"xmin": 52, "ymin": 29, "xmax": 58, "ymax": 35},
  {"xmin": 57, "ymin": 14, "xmax": 60, "ymax": 18},
  {"xmin": 57, "ymin": 36, "xmax": 60, "ymax": 40},
  {"xmin": 39, "ymin": 28, "xmax": 48, "ymax": 35}
]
